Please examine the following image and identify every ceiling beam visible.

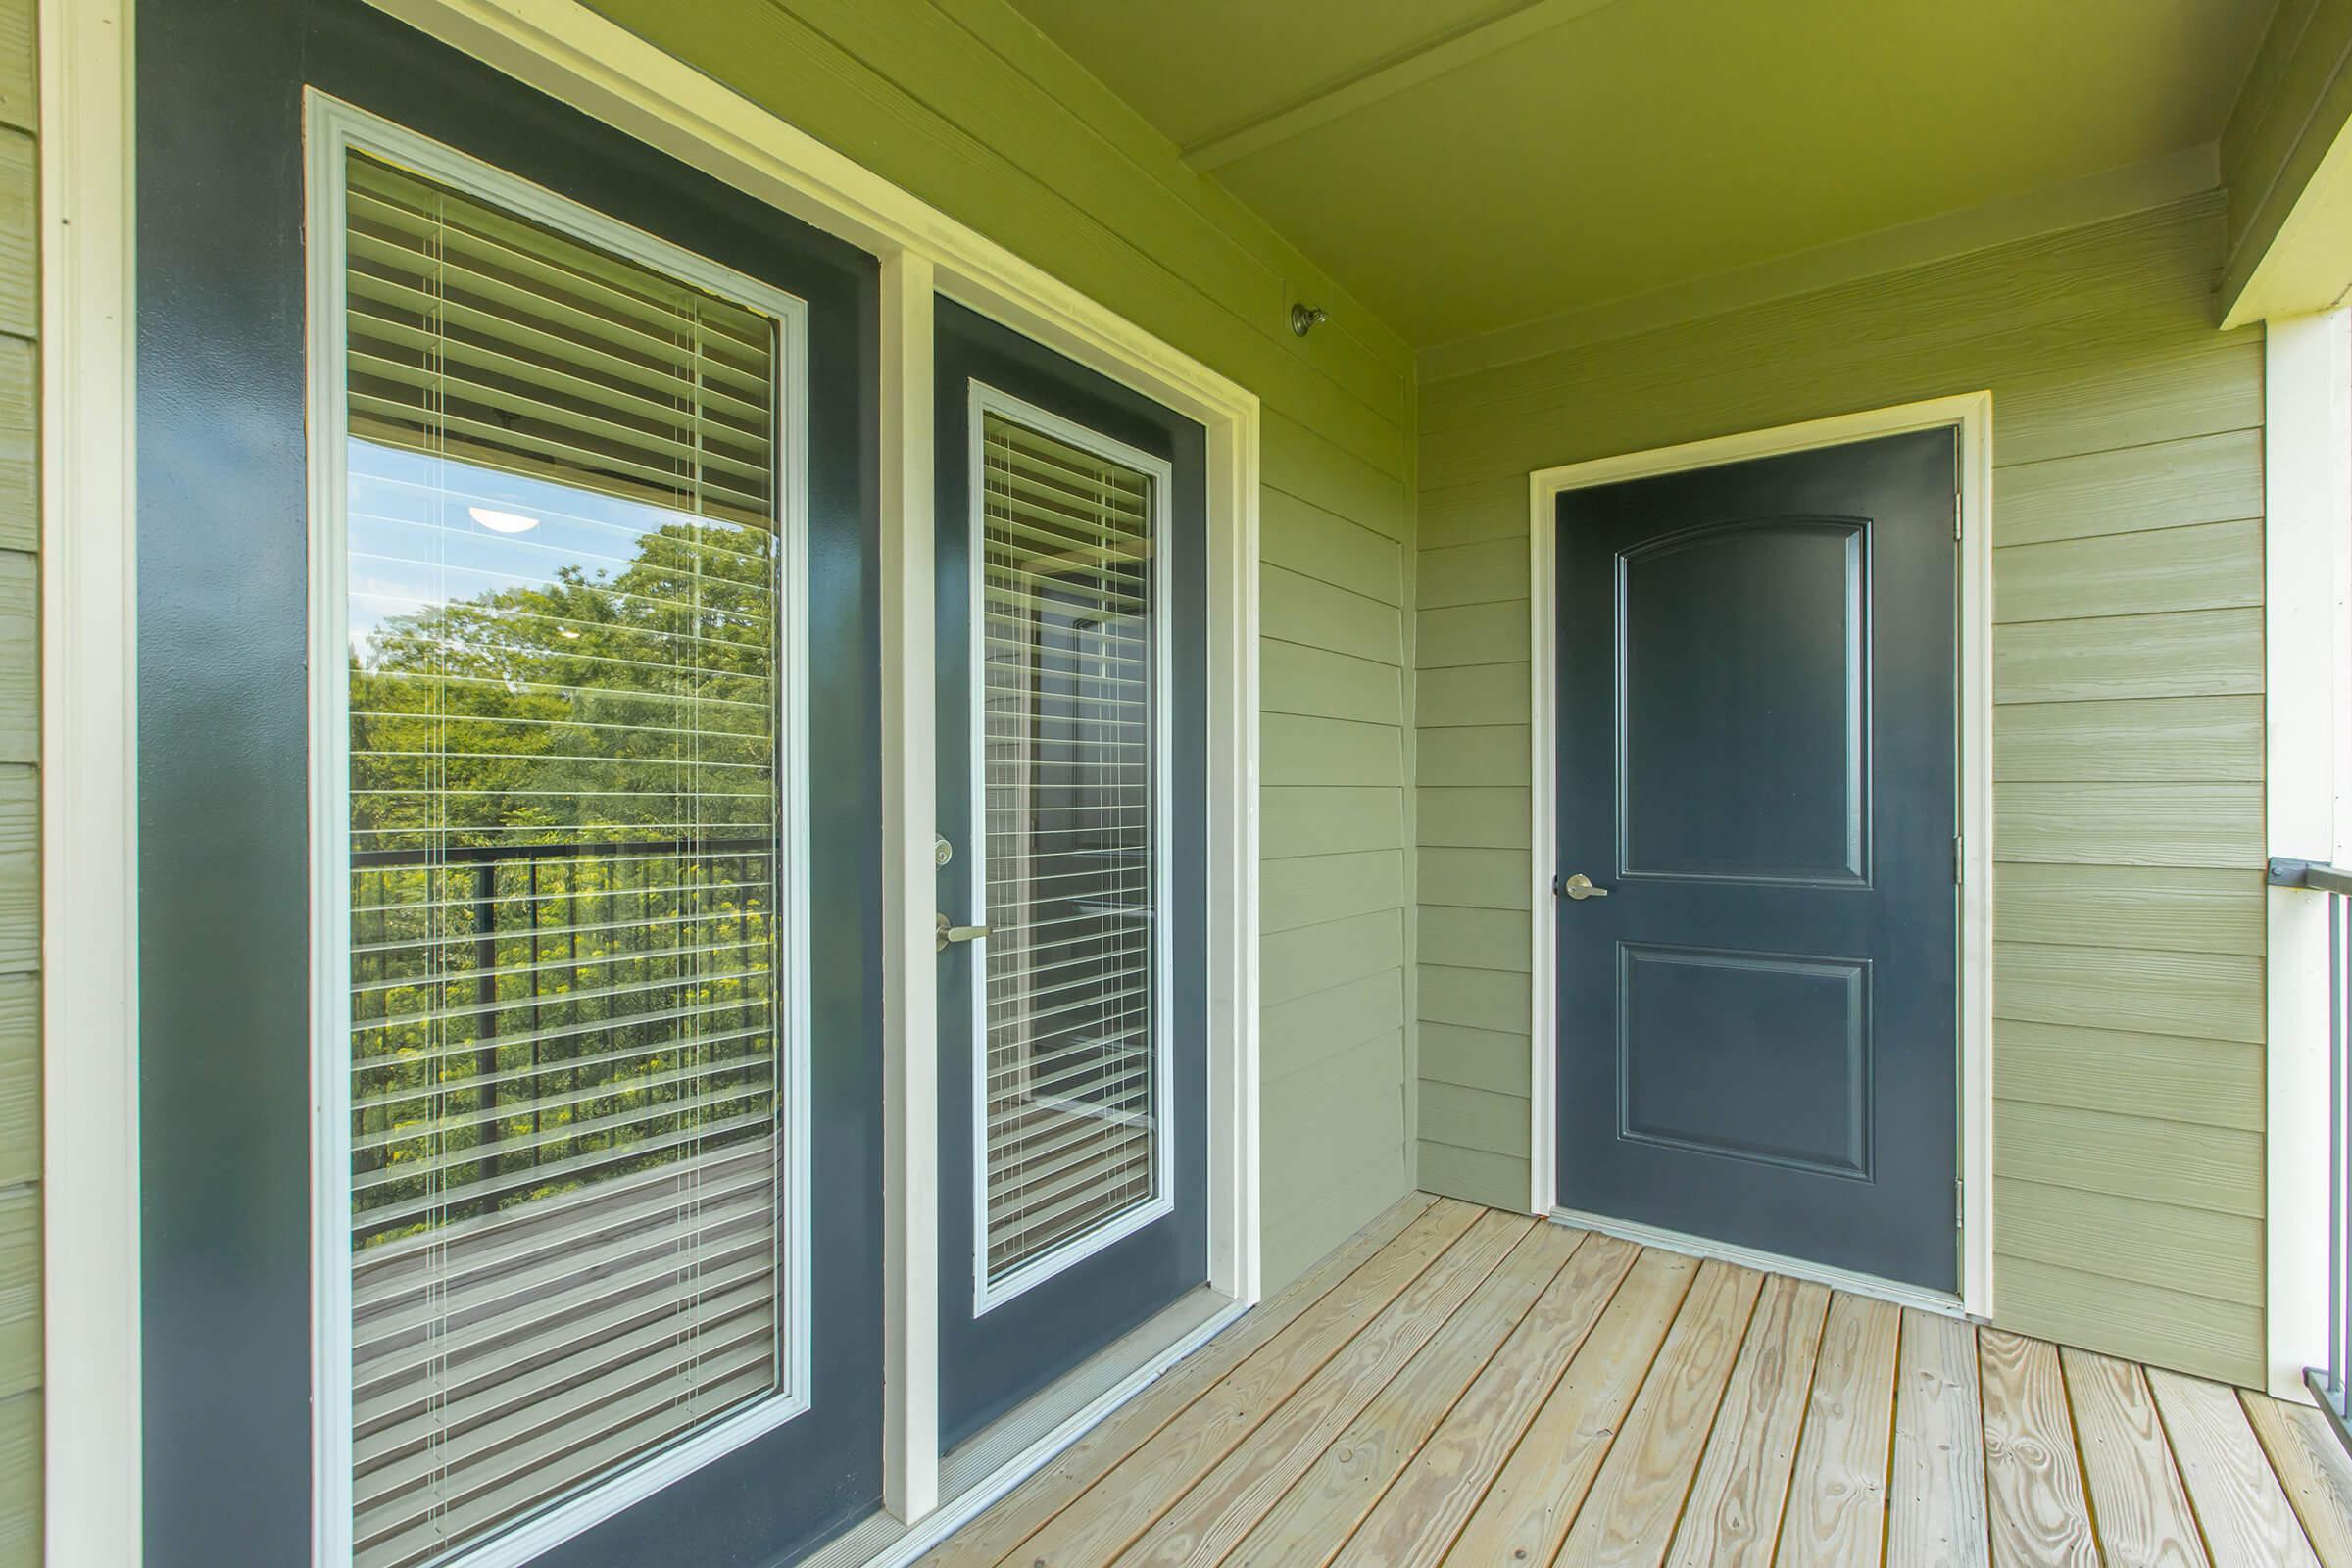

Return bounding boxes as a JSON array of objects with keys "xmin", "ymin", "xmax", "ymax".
[{"xmin": 1180, "ymin": 0, "xmax": 1622, "ymax": 172}]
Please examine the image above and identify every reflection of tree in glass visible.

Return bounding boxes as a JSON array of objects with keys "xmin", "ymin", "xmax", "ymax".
[{"xmin": 346, "ymin": 512, "xmax": 782, "ymax": 1252}]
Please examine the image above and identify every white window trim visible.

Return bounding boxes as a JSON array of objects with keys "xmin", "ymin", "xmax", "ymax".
[
  {"xmin": 1526, "ymin": 391, "xmax": 1995, "ymax": 1322},
  {"xmin": 964, "ymin": 382, "xmax": 1178, "ymax": 1317},
  {"xmin": 2263, "ymin": 308, "xmax": 2348, "ymax": 1404},
  {"xmin": 41, "ymin": 2, "xmax": 143, "ymax": 1566},
  {"xmin": 303, "ymin": 92, "xmax": 820, "ymax": 1568}
]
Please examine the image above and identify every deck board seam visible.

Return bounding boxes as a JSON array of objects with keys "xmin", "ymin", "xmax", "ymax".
[
  {"xmin": 1654, "ymin": 1268, "xmax": 1775, "ymax": 1568},
  {"xmin": 1108, "ymin": 1210, "xmax": 1536, "ymax": 1567},
  {"xmin": 2142, "ymin": 1362, "xmax": 2229, "ymax": 1568},
  {"xmin": 1314, "ymin": 1227, "xmax": 1595, "ymax": 1567},
  {"xmin": 1761, "ymin": 1285, "xmax": 1839, "ymax": 1568},
  {"xmin": 2234, "ymin": 1389, "xmax": 2338, "ymax": 1566},
  {"xmin": 1317, "ymin": 1222, "xmax": 1590, "ymax": 1568},
  {"xmin": 1410, "ymin": 1232, "xmax": 1654, "ymax": 1567},
  {"xmin": 1541, "ymin": 1257, "xmax": 1710, "ymax": 1564},
  {"xmin": 952, "ymin": 1191, "xmax": 1444, "ymax": 1568},
  {"xmin": 2051, "ymin": 1328, "xmax": 2109, "ymax": 1565}
]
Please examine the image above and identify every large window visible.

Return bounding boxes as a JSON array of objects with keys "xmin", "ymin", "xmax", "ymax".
[
  {"xmin": 972, "ymin": 394, "xmax": 1173, "ymax": 1308},
  {"xmin": 320, "ymin": 137, "xmax": 808, "ymax": 1568}
]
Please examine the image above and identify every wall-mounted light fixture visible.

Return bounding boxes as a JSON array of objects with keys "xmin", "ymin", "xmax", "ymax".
[{"xmin": 1289, "ymin": 303, "xmax": 1329, "ymax": 337}]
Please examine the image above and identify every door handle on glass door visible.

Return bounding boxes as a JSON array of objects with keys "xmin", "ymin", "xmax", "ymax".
[
  {"xmin": 937, "ymin": 911, "xmax": 992, "ymax": 951},
  {"xmin": 1557, "ymin": 873, "xmax": 1609, "ymax": 901}
]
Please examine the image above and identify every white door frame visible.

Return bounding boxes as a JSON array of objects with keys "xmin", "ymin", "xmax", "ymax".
[
  {"xmin": 2261, "ymin": 308, "xmax": 2347, "ymax": 1403},
  {"xmin": 41, "ymin": 2, "xmax": 143, "ymax": 1565},
  {"xmin": 1527, "ymin": 392, "xmax": 1994, "ymax": 1321},
  {"xmin": 43, "ymin": 0, "xmax": 1263, "ymax": 1558}
]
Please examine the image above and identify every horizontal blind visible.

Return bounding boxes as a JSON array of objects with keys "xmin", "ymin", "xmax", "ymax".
[
  {"xmin": 346, "ymin": 153, "xmax": 773, "ymax": 528},
  {"xmin": 340, "ymin": 149, "xmax": 787, "ymax": 1568},
  {"xmin": 978, "ymin": 412, "xmax": 1161, "ymax": 1288}
]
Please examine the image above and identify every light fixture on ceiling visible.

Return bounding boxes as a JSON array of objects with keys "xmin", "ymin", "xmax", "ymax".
[
  {"xmin": 1290, "ymin": 303, "xmax": 1328, "ymax": 337},
  {"xmin": 468, "ymin": 506, "xmax": 541, "ymax": 534}
]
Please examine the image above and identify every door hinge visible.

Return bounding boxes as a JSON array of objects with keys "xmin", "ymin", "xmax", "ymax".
[
  {"xmin": 1956, "ymin": 1178, "xmax": 1966, "ymax": 1229},
  {"xmin": 1953, "ymin": 834, "xmax": 1964, "ymax": 885},
  {"xmin": 1953, "ymin": 493, "xmax": 1962, "ymax": 540}
]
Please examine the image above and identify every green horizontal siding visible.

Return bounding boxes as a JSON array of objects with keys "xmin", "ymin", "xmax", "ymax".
[
  {"xmin": 584, "ymin": 0, "xmax": 1422, "ymax": 1290},
  {"xmin": 1411, "ymin": 193, "xmax": 2273, "ymax": 1383}
]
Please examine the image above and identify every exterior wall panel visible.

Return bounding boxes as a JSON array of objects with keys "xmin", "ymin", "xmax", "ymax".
[
  {"xmin": 1412, "ymin": 193, "xmax": 2273, "ymax": 1383},
  {"xmin": 582, "ymin": 0, "xmax": 1423, "ymax": 1291}
]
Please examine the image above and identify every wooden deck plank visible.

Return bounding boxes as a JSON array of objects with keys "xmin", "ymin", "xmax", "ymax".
[
  {"xmin": 1086, "ymin": 1209, "xmax": 1535, "ymax": 1567},
  {"xmin": 1980, "ymin": 1327, "xmax": 2101, "ymax": 1568},
  {"xmin": 1445, "ymin": 1249, "xmax": 1702, "ymax": 1566},
  {"xmin": 1774, "ymin": 1292, "xmax": 1901, "ymax": 1568},
  {"xmin": 1663, "ymin": 1275, "xmax": 1833, "ymax": 1568},
  {"xmin": 921, "ymin": 1195, "xmax": 1471, "ymax": 1568},
  {"xmin": 924, "ymin": 1208, "xmax": 2352, "ymax": 1568},
  {"xmin": 2061, "ymin": 1348, "xmax": 2208, "ymax": 1568},
  {"xmin": 1553, "ymin": 1259, "xmax": 1768, "ymax": 1567},
  {"xmin": 1203, "ymin": 1223, "xmax": 1591, "ymax": 1568},
  {"xmin": 1887, "ymin": 1310, "xmax": 1991, "ymax": 1568},
  {"xmin": 1324, "ymin": 1231, "xmax": 1642, "ymax": 1568},
  {"xmin": 2148, "ymin": 1369, "xmax": 2324, "ymax": 1568},
  {"xmin": 2241, "ymin": 1392, "xmax": 2352, "ymax": 1568}
]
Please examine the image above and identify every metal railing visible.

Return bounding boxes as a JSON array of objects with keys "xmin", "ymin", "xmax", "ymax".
[
  {"xmin": 2275, "ymin": 855, "xmax": 2352, "ymax": 1453},
  {"xmin": 347, "ymin": 833, "xmax": 778, "ymax": 1245}
]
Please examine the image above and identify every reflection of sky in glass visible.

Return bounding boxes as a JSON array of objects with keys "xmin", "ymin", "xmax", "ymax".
[{"xmin": 346, "ymin": 439, "xmax": 727, "ymax": 661}]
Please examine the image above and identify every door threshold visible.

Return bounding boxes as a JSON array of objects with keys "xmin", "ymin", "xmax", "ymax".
[
  {"xmin": 1547, "ymin": 1204, "xmax": 1971, "ymax": 1320},
  {"xmin": 803, "ymin": 1285, "xmax": 1245, "ymax": 1568}
]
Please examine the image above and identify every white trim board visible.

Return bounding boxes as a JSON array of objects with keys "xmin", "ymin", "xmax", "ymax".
[
  {"xmin": 40, "ymin": 1, "xmax": 143, "ymax": 1564},
  {"xmin": 1526, "ymin": 391, "xmax": 1996, "ymax": 1322},
  {"xmin": 360, "ymin": 0, "xmax": 1266, "ymax": 1539},
  {"xmin": 2262, "ymin": 308, "xmax": 2347, "ymax": 1404}
]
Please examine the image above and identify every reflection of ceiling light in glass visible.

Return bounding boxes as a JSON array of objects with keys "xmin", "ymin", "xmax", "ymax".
[
  {"xmin": 468, "ymin": 507, "xmax": 539, "ymax": 534},
  {"xmin": 559, "ymin": 628, "xmax": 581, "ymax": 639}
]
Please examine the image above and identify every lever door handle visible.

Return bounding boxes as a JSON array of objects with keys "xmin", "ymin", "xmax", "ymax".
[
  {"xmin": 936, "ymin": 912, "xmax": 991, "ymax": 951},
  {"xmin": 1557, "ymin": 872, "xmax": 1609, "ymax": 901}
]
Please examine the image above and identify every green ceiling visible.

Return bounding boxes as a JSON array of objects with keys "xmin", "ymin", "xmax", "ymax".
[{"xmin": 1009, "ymin": 0, "xmax": 2279, "ymax": 346}]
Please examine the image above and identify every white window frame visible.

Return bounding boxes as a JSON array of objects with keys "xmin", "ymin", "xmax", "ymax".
[
  {"xmin": 964, "ymin": 382, "xmax": 1177, "ymax": 1317},
  {"xmin": 302, "ymin": 92, "xmax": 817, "ymax": 1568},
  {"xmin": 2263, "ymin": 308, "xmax": 2348, "ymax": 1403},
  {"xmin": 1526, "ymin": 392, "xmax": 1995, "ymax": 1322}
]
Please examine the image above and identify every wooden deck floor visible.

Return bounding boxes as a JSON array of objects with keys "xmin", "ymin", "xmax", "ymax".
[{"xmin": 922, "ymin": 1195, "xmax": 2352, "ymax": 1568}]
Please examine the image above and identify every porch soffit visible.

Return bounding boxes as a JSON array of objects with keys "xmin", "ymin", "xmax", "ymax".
[{"xmin": 1006, "ymin": 0, "xmax": 2279, "ymax": 348}]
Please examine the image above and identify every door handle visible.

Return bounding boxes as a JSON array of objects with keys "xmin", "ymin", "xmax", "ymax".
[
  {"xmin": 1556, "ymin": 872, "xmax": 1609, "ymax": 901},
  {"xmin": 937, "ymin": 911, "xmax": 991, "ymax": 951}
]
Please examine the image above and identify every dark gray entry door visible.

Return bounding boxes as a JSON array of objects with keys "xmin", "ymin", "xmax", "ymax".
[{"xmin": 1554, "ymin": 429, "xmax": 1960, "ymax": 1293}]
